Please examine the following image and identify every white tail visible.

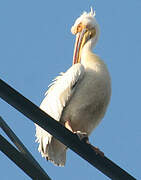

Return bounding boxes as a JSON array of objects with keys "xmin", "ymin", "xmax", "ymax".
[{"xmin": 35, "ymin": 124, "xmax": 67, "ymax": 166}]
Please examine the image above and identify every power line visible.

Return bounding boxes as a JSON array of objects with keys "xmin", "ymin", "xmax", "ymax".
[
  {"xmin": 0, "ymin": 78, "xmax": 136, "ymax": 180},
  {"xmin": 0, "ymin": 135, "xmax": 51, "ymax": 180},
  {"xmin": 0, "ymin": 116, "xmax": 51, "ymax": 180}
]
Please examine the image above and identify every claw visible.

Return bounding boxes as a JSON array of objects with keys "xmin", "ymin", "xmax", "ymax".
[
  {"xmin": 64, "ymin": 120, "xmax": 104, "ymax": 156},
  {"xmin": 74, "ymin": 131, "xmax": 88, "ymax": 141}
]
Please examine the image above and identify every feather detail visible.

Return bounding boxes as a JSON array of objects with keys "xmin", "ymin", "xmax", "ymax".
[{"xmin": 35, "ymin": 63, "xmax": 85, "ymax": 166}]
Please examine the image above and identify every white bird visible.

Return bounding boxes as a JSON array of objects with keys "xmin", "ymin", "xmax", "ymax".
[{"xmin": 35, "ymin": 8, "xmax": 111, "ymax": 166}]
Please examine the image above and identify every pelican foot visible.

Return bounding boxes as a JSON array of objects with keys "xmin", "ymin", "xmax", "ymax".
[
  {"xmin": 77, "ymin": 135, "xmax": 104, "ymax": 157},
  {"xmin": 65, "ymin": 120, "xmax": 74, "ymax": 132},
  {"xmin": 74, "ymin": 131, "xmax": 88, "ymax": 141}
]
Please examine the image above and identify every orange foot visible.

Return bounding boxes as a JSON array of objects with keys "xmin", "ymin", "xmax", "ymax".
[{"xmin": 64, "ymin": 120, "xmax": 104, "ymax": 157}]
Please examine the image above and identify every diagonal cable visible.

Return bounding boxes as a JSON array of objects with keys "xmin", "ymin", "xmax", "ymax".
[
  {"xmin": 0, "ymin": 135, "xmax": 51, "ymax": 180},
  {"xmin": 0, "ymin": 117, "xmax": 51, "ymax": 180},
  {"xmin": 0, "ymin": 78, "xmax": 136, "ymax": 180}
]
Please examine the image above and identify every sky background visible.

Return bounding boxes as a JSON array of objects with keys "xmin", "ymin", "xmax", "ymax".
[{"xmin": 0, "ymin": 0, "xmax": 140, "ymax": 179}]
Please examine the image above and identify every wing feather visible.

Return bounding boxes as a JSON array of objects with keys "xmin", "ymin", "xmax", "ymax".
[
  {"xmin": 35, "ymin": 63, "xmax": 85, "ymax": 163},
  {"xmin": 40, "ymin": 63, "xmax": 85, "ymax": 121}
]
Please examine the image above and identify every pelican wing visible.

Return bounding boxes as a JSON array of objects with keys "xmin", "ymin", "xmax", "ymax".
[
  {"xmin": 35, "ymin": 63, "xmax": 85, "ymax": 163},
  {"xmin": 40, "ymin": 63, "xmax": 85, "ymax": 121}
]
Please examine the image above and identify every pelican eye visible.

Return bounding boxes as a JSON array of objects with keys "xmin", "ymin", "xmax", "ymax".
[{"xmin": 88, "ymin": 27, "xmax": 96, "ymax": 39}]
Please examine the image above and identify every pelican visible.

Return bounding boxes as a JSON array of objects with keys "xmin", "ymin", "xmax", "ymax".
[{"xmin": 35, "ymin": 8, "xmax": 111, "ymax": 166}]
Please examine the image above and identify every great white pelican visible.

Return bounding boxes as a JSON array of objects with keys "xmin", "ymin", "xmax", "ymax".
[{"xmin": 35, "ymin": 8, "xmax": 111, "ymax": 166}]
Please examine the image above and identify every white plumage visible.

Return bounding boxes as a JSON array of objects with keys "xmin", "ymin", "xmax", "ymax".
[
  {"xmin": 35, "ymin": 64, "xmax": 85, "ymax": 166},
  {"xmin": 35, "ymin": 8, "xmax": 111, "ymax": 166}
]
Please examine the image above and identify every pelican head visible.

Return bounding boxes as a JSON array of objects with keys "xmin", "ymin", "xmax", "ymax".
[{"xmin": 71, "ymin": 8, "xmax": 100, "ymax": 64}]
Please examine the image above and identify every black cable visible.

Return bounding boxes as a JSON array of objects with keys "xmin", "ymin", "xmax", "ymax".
[
  {"xmin": 0, "ymin": 78, "xmax": 136, "ymax": 180},
  {"xmin": 0, "ymin": 117, "xmax": 51, "ymax": 180},
  {"xmin": 0, "ymin": 135, "xmax": 51, "ymax": 180}
]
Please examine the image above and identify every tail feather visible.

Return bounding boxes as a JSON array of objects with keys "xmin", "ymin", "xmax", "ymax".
[
  {"xmin": 35, "ymin": 124, "xmax": 66, "ymax": 166},
  {"xmin": 47, "ymin": 138, "xmax": 66, "ymax": 166}
]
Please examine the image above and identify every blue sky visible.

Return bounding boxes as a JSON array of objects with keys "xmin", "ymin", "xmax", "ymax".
[{"xmin": 0, "ymin": 0, "xmax": 140, "ymax": 179}]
